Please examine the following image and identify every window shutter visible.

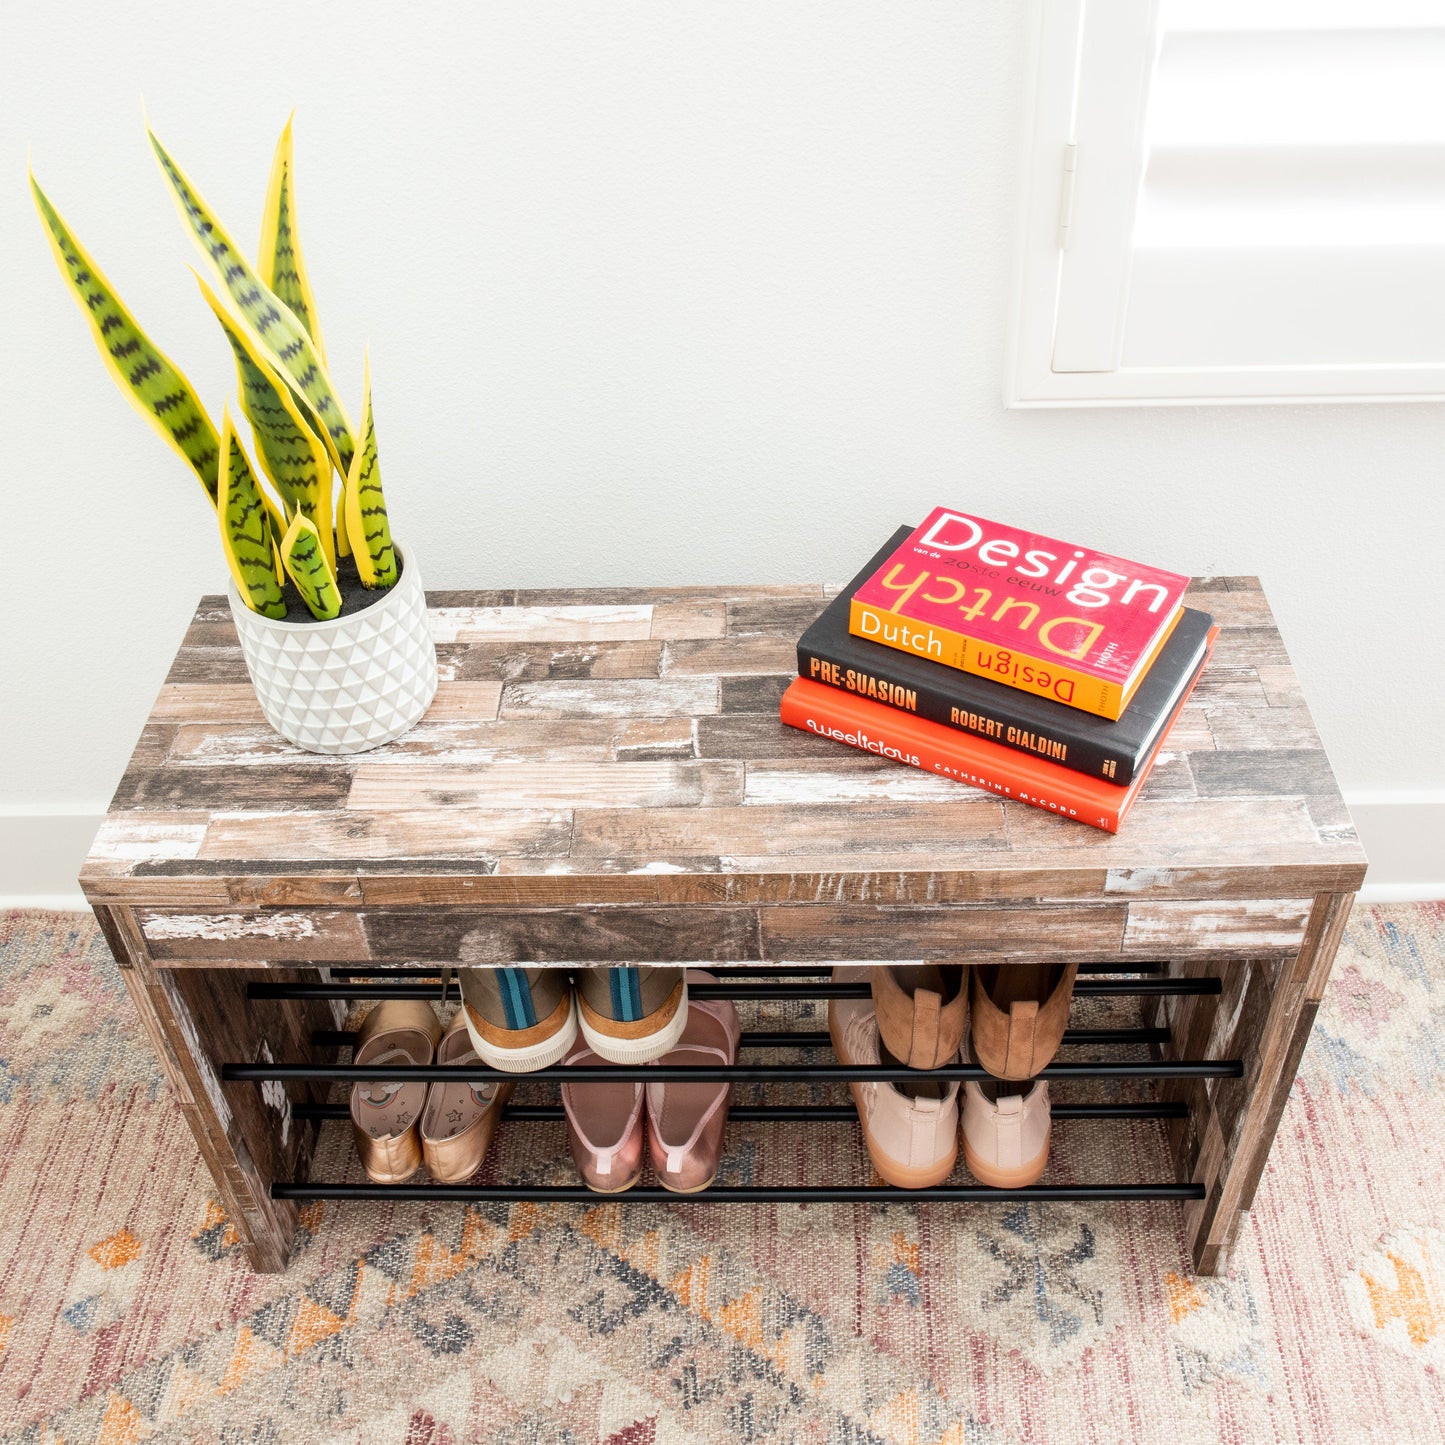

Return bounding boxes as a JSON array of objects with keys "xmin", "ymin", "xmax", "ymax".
[{"xmin": 1015, "ymin": 0, "xmax": 1445, "ymax": 403}]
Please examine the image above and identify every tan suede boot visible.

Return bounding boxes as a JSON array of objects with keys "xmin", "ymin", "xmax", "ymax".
[
  {"xmin": 870, "ymin": 965, "xmax": 967, "ymax": 1070},
  {"xmin": 969, "ymin": 962, "xmax": 1080, "ymax": 1080}
]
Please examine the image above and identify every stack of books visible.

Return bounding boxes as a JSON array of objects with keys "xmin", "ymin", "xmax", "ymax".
[{"xmin": 779, "ymin": 507, "xmax": 1220, "ymax": 832}]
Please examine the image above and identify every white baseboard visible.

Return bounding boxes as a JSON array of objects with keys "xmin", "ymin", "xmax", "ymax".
[
  {"xmin": 0, "ymin": 809, "xmax": 105, "ymax": 913},
  {"xmin": 1345, "ymin": 794, "xmax": 1445, "ymax": 904},
  {"xmin": 0, "ymin": 795, "xmax": 1441, "ymax": 911}
]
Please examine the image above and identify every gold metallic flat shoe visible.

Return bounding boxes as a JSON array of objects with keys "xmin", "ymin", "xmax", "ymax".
[
  {"xmin": 421, "ymin": 1013, "xmax": 514, "ymax": 1183},
  {"xmin": 349, "ymin": 999, "xmax": 443, "ymax": 1184}
]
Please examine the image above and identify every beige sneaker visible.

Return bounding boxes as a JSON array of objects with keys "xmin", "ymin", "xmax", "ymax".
[
  {"xmin": 961, "ymin": 1076, "xmax": 1051, "ymax": 1188},
  {"xmin": 828, "ymin": 966, "xmax": 959, "ymax": 1189}
]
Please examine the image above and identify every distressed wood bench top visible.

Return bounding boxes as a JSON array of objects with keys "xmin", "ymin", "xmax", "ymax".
[{"xmin": 80, "ymin": 576, "xmax": 1367, "ymax": 915}]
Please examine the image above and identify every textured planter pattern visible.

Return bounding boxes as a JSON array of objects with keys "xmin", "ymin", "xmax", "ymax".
[{"xmin": 229, "ymin": 550, "xmax": 438, "ymax": 755}]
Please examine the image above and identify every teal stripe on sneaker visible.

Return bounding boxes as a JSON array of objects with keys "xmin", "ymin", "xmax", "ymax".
[
  {"xmin": 499, "ymin": 969, "xmax": 536, "ymax": 1031},
  {"xmin": 608, "ymin": 966, "xmax": 643, "ymax": 1024}
]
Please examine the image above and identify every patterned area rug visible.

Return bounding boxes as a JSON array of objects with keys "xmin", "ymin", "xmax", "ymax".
[{"xmin": 1, "ymin": 904, "xmax": 1443, "ymax": 1444}]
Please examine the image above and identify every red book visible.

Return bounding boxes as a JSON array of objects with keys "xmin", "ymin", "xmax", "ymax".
[
  {"xmin": 848, "ymin": 507, "xmax": 1191, "ymax": 719},
  {"xmin": 779, "ymin": 628, "xmax": 1216, "ymax": 832}
]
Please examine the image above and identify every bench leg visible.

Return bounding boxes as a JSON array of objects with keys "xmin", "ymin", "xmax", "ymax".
[
  {"xmin": 94, "ymin": 904, "xmax": 336, "ymax": 1273},
  {"xmin": 1152, "ymin": 891, "xmax": 1356, "ymax": 1274}
]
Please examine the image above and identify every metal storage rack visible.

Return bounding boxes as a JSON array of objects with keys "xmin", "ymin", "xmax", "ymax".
[{"xmin": 224, "ymin": 964, "xmax": 1236, "ymax": 1207}]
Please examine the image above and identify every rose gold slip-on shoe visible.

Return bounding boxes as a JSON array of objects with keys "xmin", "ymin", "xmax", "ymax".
[
  {"xmin": 645, "ymin": 971, "xmax": 740, "ymax": 1193},
  {"xmin": 349, "ymin": 999, "xmax": 443, "ymax": 1184},
  {"xmin": 560, "ymin": 1044, "xmax": 646, "ymax": 1193},
  {"xmin": 420, "ymin": 1013, "xmax": 515, "ymax": 1184}
]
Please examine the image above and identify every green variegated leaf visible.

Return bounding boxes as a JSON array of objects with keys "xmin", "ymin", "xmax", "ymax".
[
  {"xmin": 31, "ymin": 173, "xmax": 221, "ymax": 503},
  {"xmin": 147, "ymin": 129, "xmax": 356, "ymax": 476},
  {"xmin": 218, "ymin": 410, "xmax": 287, "ymax": 618},
  {"xmin": 259, "ymin": 114, "xmax": 326, "ymax": 363},
  {"xmin": 194, "ymin": 274, "xmax": 335, "ymax": 574},
  {"xmin": 280, "ymin": 513, "xmax": 342, "ymax": 620},
  {"xmin": 342, "ymin": 357, "xmax": 398, "ymax": 588}
]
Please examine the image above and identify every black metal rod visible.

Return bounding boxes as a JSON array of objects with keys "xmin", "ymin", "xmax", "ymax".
[
  {"xmin": 224, "ymin": 1057, "xmax": 1240, "ymax": 1083},
  {"xmin": 309, "ymin": 1024, "xmax": 1172, "ymax": 1049},
  {"xmin": 291, "ymin": 1099, "xmax": 1190, "ymax": 1123},
  {"xmin": 250, "ymin": 977, "xmax": 1218, "ymax": 1002},
  {"xmin": 324, "ymin": 962, "xmax": 1166, "ymax": 980},
  {"xmin": 273, "ymin": 1181, "xmax": 1205, "ymax": 1203}
]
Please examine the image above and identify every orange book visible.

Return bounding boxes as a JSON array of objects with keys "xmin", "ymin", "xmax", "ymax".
[{"xmin": 779, "ymin": 628, "xmax": 1215, "ymax": 833}]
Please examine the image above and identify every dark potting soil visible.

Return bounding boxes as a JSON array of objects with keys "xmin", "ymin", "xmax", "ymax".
[{"xmin": 270, "ymin": 551, "xmax": 404, "ymax": 625}]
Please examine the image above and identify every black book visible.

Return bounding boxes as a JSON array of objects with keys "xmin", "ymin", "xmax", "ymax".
[{"xmin": 799, "ymin": 526, "xmax": 1213, "ymax": 785}]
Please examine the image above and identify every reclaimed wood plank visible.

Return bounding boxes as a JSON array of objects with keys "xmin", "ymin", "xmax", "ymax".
[
  {"xmin": 169, "ymin": 718, "xmax": 636, "ymax": 767},
  {"xmin": 569, "ymin": 801, "xmax": 1010, "ymax": 859},
  {"xmin": 502, "ymin": 584, "xmax": 823, "ymax": 606},
  {"xmin": 112, "ymin": 764, "xmax": 353, "ymax": 812},
  {"xmin": 138, "ymin": 909, "xmax": 370, "ymax": 962},
  {"xmin": 719, "ymin": 675, "xmax": 791, "ymax": 713},
  {"xmin": 1210, "ymin": 629, "xmax": 1291, "ymax": 669},
  {"xmin": 1187, "ymin": 590, "xmax": 1276, "ymax": 627},
  {"xmin": 727, "ymin": 595, "xmax": 830, "ymax": 636},
  {"xmin": 1122, "ymin": 899, "xmax": 1312, "ymax": 954},
  {"xmin": 1004, "ymin": 797, "xmax": 1322, "ymax": 853},
  {"xmin": 439, "ymin": 640, "xmax": 663, "ymax": 683},
  {"xmin": 1189, "ymin": 667, "xmax": 1270, "ymax": 707},
  {"xmin": 1190, "ymin": 749, "xmax": 1342, "ymax": 798},
  {"xmin": 1257, "ymin": 665, "xmax": 1306, "ymax": 709},
  {"xmin": 742, "ymin": 759, "xmax": 965, "ymax": 806},
  {"xmin": 499, "ymin": 677, "xmax": 721, "ymax": 718},
  {"xmin": 758, "ymin": 904, "xmax": 1128, "ymax": 960},
  {"xmin": 198, "ymin": 808, "xmax": 574, "ymax": 861},
  {"xmin": 1132, "ymin": 751, "xmax": 1197, "ymax": 801},
  {"xmin": 614, "ymin": 717, "xmax": 697, "ymax": 760},
  {"xmin": 347, "ymin": 760, "xmax": 742, "ymax": 812},
  {"xmin": 1205, "ymin": 707, "xmax": 1323, "ymax": 751},
  {"xmin": 429, "ymin": 604, "xmax": 653, "ymax": 643},
  {"xmin": 88, "ymin": 814, "xmax": 209, "ymax": 864},
  {"xmin": 696, "ymin": 713, "xmax": 837, "ymax": 760},
  {"xmin": 365, "ymin": 905, "xmax": 762, "ymax": 965},
  {"xmin": 165, "ymin": 646, "xmax": 251, "ymax": 684},
  {"xmin": 649, "ymin": 601, "xmax": 728, "ymax": 639},
  {"xmin": 1156, "ymin": 706, "xmax": 1215, "ymax": 753},
  {"xmin": 150, "ymin": 685, "xmax": 264, "ymax": 723},
  {"xmin": 661, "ymin": 636, "xmax": 798, "ymax": 676}
]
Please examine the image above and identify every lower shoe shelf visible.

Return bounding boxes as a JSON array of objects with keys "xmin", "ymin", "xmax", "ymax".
[
  {"xmin": 272, "ymin": 1183, "xmax": 1206, "ymax": 1203},
  {"xmin": 226, "ymin": 967, "xmax": 1223, "ymax": 1208}
]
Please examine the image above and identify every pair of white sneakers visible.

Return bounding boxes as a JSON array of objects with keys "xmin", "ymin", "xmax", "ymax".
[{"xmin": 829, "ymin": 965, "xmax": 1051, "ymax": 1190}]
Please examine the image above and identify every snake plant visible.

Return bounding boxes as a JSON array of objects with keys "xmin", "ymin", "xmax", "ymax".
[{"xmin": 31, "ymin": 116, "xmax": 398, "ymax": 620}]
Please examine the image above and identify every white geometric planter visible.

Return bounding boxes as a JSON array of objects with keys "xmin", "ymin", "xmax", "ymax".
[{"xmin": 228, "ymin": 546, "xmax": 438, "ymax": 755}]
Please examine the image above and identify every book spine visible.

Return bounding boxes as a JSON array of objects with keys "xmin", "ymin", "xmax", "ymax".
[
  {"xmin": 779, "ymin": 680, "xmax": 1125, "ymax": 832},
  {"xmin": 796, "ymin": 640, "xmax": 1138, "ymax": 782},
  {"xmin": 847, "ymin": 598, "xmax": 1124, "ymax": 719}
]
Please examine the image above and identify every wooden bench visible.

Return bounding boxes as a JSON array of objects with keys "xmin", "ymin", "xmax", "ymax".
[{"xmin": 81, "ymin": 575, "xmax": 1366, "ymax": 1273}]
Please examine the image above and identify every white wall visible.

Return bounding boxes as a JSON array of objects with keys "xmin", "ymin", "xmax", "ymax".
[{"xmin": 2, "ymin": 1, "xmax": 1441, "ymax": 894}]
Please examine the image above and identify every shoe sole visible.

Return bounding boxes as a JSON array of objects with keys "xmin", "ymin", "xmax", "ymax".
[
  {"xmin": 962, "ymin": 1131, "xmax": 1050, "ymax": 1189},
  {"xmin": 582, "ymin": 1171, "xmax": 643, "ymax": 1195},
  {"xmin": 357, "ymin": 1156, "xmax": 422, "ymax": 1185},
  {"xmin": 829, "ymin": 1005, "xmax": 958, "ymax": 1190},
  {"xmin": 657, "ymin": 1170, "xmax": 719, "ymax": 1195},
  {"xmin": 579, "ymin": 987, "xmax": 690, "ymax": 1064},
  {"xmin": 462, "ymin": 997, "xmax": 579, "ymax": 1073}
]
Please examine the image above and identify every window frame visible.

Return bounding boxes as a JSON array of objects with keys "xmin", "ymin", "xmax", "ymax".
[{"xmin": 1006, "ymin": 0, "xmax": 1445, "ymax": 407}]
